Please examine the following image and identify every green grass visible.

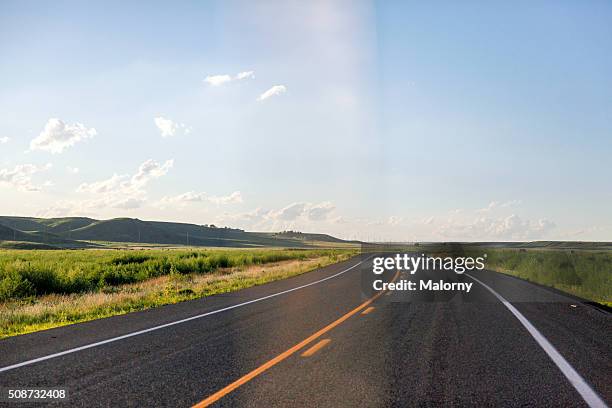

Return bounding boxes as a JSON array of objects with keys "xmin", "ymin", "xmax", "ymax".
[
  {"xmin": 471, "ymin": 248, "xmax": 612, "ymax": 304},
  {"xmin": 0, "ymin": 248, "xmax": 353, "ymax": 301},
  {"xmin": 0, "ymin": 248, "xmax": 357, "ymax": 338},
  {"xmin": 364, "ymin": 243, "xmax": 611, "ymax": 305}
]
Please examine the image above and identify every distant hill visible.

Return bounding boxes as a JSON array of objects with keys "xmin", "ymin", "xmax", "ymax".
[
  {"xmin": 0, "ymin": 221, "xmax": 92, "ymax": 248},
  {"xmin": 39, "ymin": 217, "xmax": 97, "ymax": 234},
  {"xmin": 0, "ymin": 216, "xmax": 357, "ymax": 249},
  {"xmin": 271, "ymin": 230, "xmax": 351, "ymax": 244}
]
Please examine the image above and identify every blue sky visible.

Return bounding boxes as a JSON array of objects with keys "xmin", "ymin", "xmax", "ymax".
[{"xmin": 1, "ymin": 0, "xmax": 610, "ymax": 241}]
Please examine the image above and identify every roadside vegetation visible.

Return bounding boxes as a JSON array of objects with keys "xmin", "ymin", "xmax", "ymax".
[
  {"xmin": 0, "ymin": 248, "xmax": 357, "ymax": 338},
  {"xmin": 473, "ymin": 248, "xmax": 611, "ymax": 306},
  {"xmin": 367, "ymin": 243, "xmax": 611, "ymax": 306}
]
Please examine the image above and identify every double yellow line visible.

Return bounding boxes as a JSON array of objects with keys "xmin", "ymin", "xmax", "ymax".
[{"xmin": 193, "ymin": 270, "xmax": 399, "ymax": 407}]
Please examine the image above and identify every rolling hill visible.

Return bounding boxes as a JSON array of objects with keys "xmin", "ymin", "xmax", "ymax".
[
  {"xmin": 0, "ymin": 221, "xmax": 92, "ymax": 248},
  {"xmin": 0, "ymin": 216, "xmax": 357, "ymax": 249}
]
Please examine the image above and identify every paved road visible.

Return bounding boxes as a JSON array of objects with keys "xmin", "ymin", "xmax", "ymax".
[{"xmin": 0, "ymin": 254, "xmax": 610, "ymax": 407}]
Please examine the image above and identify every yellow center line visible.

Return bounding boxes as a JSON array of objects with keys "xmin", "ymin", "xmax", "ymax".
[
  {"xmin": 301, "ymin": 339, "xmax": 331, "ymax": 357},
  {"xmin": 192, "ymin": 269, "xmax": 400, "ymax": 407},
  {"xmin": 361, "ymin": 306, "xmax": 375, "ymax": 315}
]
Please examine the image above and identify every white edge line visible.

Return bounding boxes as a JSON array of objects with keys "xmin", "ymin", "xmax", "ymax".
[
  {"xmin": 466, "ymin": 273, "xmax": 608, "ymax": 408},
  {"xmin": 0, "ymin": 256, "xmax": 372, "ymax": 374}
]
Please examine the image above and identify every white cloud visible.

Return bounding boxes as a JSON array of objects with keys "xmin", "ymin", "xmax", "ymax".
[
  {"xmin": 478, "ymin": 200, "xmax": 522, "ymax": 213},
  {"xmin": 208, "ymin": 191, "xmax": 243, "ymax": 205},
  {"xmin": 0, "ymin": 137, "xmax": 10, "ymax": 144},
  {"xmin": 132, "ymin": 159, "xmax": 173, "ymax": 186},
  {"xmin": 158, "ymin": 190, "xmax": 243, "ymax": 207},
  {"xmin": 215, "ymin": 201, "xmax": 342, "ymax": 234},
  {"xmin": 204, "ymin": 74, "xmax": 232, "ymax": 86},
  {"xmin": 66, "ymin": 166, "xmax": 80, "ymax": 174},
  {"xmin": 236, "ymin": 71, "xmax": 255, "ymax": 80},
  {"xmin": 30, "ymin": 118, "xmax": 96, "ymax": 154},
  {"xmin": 265, "ymin": 201, "xmax": 336, "ymax": 222},
  {"xmin": 0, "ymin": 163, "xmax": 52, "ymax": 192},
  {"xmin": 477, "ymin": 201, "xmax": 499, "ymax": 213},
  {"xmin": 204, "ymin": 71, "xmax": 254, "ymax": 87},
  {"xmin": 268, "ymin": 202, "xmax": 307, "ymax": 221},
  {"xmin": 154, "ymin": 117, "xmax": 191, "ymax": 138},
  {"xmin": 436, "ymin": 214, "xmax": 556, "ymax": 240},
  {"xmin": 160, "ymin": 191, "xmax": 207, "ymax": 205},
  {"xmin": 257, "ymin": 85, "xmax": 287, "ymax": 101},
  {"xmin": 307, "ymin": 202, "xmax": 336, "ymax": 221},
  {"xmin": 75, "ymin": 158, "xmax": 173, "ymax": 210},
  {"xmin": 77, "ymin": 173, "xmax": 125, "ymax": 194}
]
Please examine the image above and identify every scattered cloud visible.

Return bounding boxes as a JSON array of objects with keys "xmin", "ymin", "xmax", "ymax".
[
  {"xmin": 257, "ymin": 85, "xmax": 287, "ymax": 101},
  {"xmin": 242, "ymin": 201, "xmax": 337, "ymax": 224},
  {"xmin": 66, "ymin": 166, "xmax": 80, "ymax": 174},
  {"xmin": 236, "ymin": 71, "xmax": 255, "ymax": 80},
  {"xmin": 208, "ymin": 191, "xmax": 243, "ymax": 205},
  {"xmin": 30, "ymin": 118, "xmax": 96, "ymax": 154},
  {"xmin": 204, "ymin": 74, "xmax": 232, "ymax": 86},
  {"xmin": 76, "ymin": 174, "xmax": 126, "ymax": 194},
  {"xmin": 159, "ymin": 191, "xmax": 207, "ymax": 205},
  {"xmin": 306, "ymin": 202, "xmax": 335, "ymax": 221},
  {"xmin": 154, "ymin": 117, "xmax": 192, "ymax": 138},
  {"xmin": 204, "ymin": 70, "xmax": 255, "ymax": 86},
  {"xmin": 0, "ymin": 163, "xmax": 52, "ymax": 192},
  {"xmin": 216, "ymin": 201, "xmax": 338, "ymax": 232},
  {"xmin": 0, "ymin": 137, "xmax": 10, "ymax": 144},
  {"xmin": 478, "ymin": 200, "xmax": 522, "ymax": 213},
  {"xmin": 131, "ymin": 159, "xmax": 174, "ymax": 185},
  {"xmin": 157, "ymin": 191, "xmax": 242, "ymax": 207},
  {"xmin": 477, "ymin": 201, "xmax": 499, "ymax": 213},
  {"xmin": 75, "ymin": 158, "xmax": 173, "ymax": 209},
  {"xmin": 268, "ymin": 202, "xmax": 307, "ymax": 221},
  {"xmin": 436, "ymin": 214, "xmax": 555, "ymax": 240}
]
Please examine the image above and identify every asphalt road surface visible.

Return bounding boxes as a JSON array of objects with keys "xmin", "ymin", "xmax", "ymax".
[{"xmin": 0, "ymin": 254, "xmax": 610, "ymax": 407}]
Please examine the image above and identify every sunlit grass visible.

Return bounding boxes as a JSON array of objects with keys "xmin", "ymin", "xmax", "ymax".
[
  {"xmin": 0, "ymin": 248, "xmax": 357, "ymax": 338},
  {"xmin": 0, "ymin": 248, "xmax": 351, "ymax": 300}
]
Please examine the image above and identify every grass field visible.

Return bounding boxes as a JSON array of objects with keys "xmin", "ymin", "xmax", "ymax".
[
  {"xmin": 469, "ymin": 248, "xmax": 612, "ymax": 306},
  {"xmin": 0, "ymin": 248, "xmax": 357, "ymax": 338},
  {"xmin": 363, "ymin": 243, "xmax": 611, "ymax": 306}
]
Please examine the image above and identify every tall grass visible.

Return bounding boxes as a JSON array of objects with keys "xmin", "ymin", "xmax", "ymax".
[
  {"xmin": 0, "ymin": 248, "xmax": 349, "ymax": 302},
  {"xmin": 0, "ymin": 252, "xmax": 355, "ymax": 338},
  {"xmin": 475, "ymin": 248, "xmax": 611, "ymax": 304}
]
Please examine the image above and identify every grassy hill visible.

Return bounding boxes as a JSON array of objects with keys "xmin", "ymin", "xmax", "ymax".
[
  {"xmin": 269, "ymin": 230, "xmax": 350, "ymax": 243},
  {"xmin": 0, "ymin": 221, "xmax": 91, "ymax": 248},
  {"xmin": 0, "ymin": 216, "xmax": 356, "ymax": 249}
]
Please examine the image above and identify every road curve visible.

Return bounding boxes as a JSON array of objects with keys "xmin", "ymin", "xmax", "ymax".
[{"xmin": 0, "ymin": 254, "xmax": 610, "ymax": 407}]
